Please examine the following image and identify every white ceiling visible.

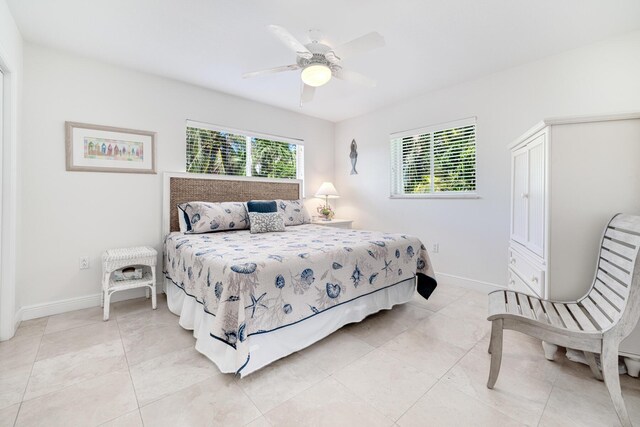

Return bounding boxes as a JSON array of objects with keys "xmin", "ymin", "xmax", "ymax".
[{"xmin": 8, "ymin": 0, "xmax": 640, "ymax": 122}]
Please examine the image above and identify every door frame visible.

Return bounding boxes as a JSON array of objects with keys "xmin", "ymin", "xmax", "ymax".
[{"xmin": 0, "ymin": 45, "xmax": 18, "ymax": 341}]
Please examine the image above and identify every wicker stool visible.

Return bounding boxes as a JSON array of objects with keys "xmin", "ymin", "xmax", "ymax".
[{"xmin": 101, "ymin": 246, "xmax": 157, "ymax": 321}]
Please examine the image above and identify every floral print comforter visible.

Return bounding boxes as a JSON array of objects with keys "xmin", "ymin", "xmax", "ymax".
[{"xmin": 163, "ymin": 224, "xmax": 436, "ymax": 373}]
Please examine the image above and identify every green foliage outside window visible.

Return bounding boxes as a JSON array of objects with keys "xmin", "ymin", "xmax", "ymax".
[
  {"xmin": 186, "ymin": 127, "xmax": 246, "ymax": 175},
  {"xmin": 186, "ymin": 127, "xmax": 300, "ymax": 179},
  {"xmin": 400, "ymin": 125, "xmax": 476, "ymax": 194},
  {"xmin": 251, "ymin": 138, "xmax": 297, "ymax": 179}
]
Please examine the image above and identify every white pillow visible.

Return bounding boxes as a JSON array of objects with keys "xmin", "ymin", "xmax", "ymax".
[
  {"xmin": 178, "ymin": 201, "xmax": 249, "ymax": 233},
  {"xmin": 275, "ymin": 199, "xmax": 311, "ymax": 226}
]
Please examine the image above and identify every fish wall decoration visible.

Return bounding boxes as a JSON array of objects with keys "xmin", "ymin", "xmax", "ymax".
[{"xmin": 349, "ymin": 139, "xmax": 358, "ymax": 175}]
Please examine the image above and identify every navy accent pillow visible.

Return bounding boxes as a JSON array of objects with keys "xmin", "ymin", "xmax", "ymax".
[{"xmin": 247, "ymin": 200, "xmax": 277, "ymax": 213}]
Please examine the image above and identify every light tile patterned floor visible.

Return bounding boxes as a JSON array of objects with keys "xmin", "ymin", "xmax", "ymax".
[{"xmin": 1, "ymin": 285, "xmax": 639, "ymax": 426}]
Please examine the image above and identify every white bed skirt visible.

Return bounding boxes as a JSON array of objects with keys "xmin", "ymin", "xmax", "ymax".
[{"xmin": 165, "ymin": 276, "xmax": 416, "ymax": 377}]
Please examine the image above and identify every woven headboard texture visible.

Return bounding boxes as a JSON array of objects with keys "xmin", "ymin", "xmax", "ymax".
[{"xmin": 169, "ymin": 177, "xmax": 300, "ymax": 232}]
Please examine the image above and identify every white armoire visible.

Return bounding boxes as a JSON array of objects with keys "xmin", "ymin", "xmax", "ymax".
[{"xmin": 508, "ymin": 113, "xmax": 640, "ymax": 374}]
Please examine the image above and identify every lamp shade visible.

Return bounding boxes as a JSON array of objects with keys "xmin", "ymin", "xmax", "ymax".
[{"xmin": 315, "ymin": 182, "xmax": 339, "ymax": 198}]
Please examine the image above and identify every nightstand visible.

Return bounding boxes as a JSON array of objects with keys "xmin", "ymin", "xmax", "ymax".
[
  {"xmin": 101, "ymin": 246, "xmax": 157, "ymax": 321},
  {"xmin": 311, "ymin": 219, "xmax": 353, "ymax": 229}
]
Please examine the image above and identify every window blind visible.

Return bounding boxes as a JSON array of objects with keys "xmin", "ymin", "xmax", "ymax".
[
  {"xmin": 186, "ymin": 126, "xmax": 247, "ymax": 175},
  {"xmin": 251, "ymin": 138, "xmax": 298, "ymax": 179},
  {"xmin": 186, "ymin": 120, "xmax": 304, "ymax": 181},
  {"xmin": 391, "ymin": 118, "xmax": 476, "ymax": 196}
]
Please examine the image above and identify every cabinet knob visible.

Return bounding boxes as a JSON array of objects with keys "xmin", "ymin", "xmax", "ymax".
[
  {"xmin": 509, "ymin": 279, "xmax": 515, "ymax": 285},
  {"xmin": 531, "ymin": 276, "xmax": 538, "ymax": 283},
  {"xmin": 510, "ymin": 258, "xmax": 516, "ymax": 264},
  {"xmin": 521, "ymin": 193, "xmax": 529, "ymax": 199}
]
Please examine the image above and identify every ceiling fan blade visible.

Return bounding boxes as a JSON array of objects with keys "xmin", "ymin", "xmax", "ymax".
[
  {"xmin": 268, "ymin": 25, "xmax": 313, "ymax": 59},
  {"xmin": 325, "ymin": 51, "xmax": 341, "ymax": 63},
  {"xmin": 300, "ymin": 83, "xmax": 315, "ymax": 106},
  {"xmin": 334, "ymin": 69, "xmax": 377, "ymax": 88},
  {"xmin": 242, "ymin": 64, "xmax": 300, "ymax": 79},
  {"xmin": 334, "ymin": 32, "xmax": 385, "ymax": 59}
]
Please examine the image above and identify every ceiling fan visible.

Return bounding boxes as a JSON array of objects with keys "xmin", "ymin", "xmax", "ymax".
[{"xmin": 243, "ymin": 25, "xmax": 385, "ymax": 105}]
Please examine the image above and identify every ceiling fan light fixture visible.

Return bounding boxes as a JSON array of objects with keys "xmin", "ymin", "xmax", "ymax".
[{"xmin": 301, "ymin": 64, "xmax": 332, "ymax": 87}]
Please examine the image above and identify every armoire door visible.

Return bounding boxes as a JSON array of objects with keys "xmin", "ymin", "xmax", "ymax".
[
  {"xmin": 526, "ymin": 133, "xmax": 546, "ymax": 257},
  {"xmin": 511, "ymin": 147, "xmax": 528, "ymax": 245}
]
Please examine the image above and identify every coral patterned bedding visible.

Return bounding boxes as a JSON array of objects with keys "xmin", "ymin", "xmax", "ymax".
[{"xmin": 163, "ymin": 224, "xmax": 436, "ymax": 374}]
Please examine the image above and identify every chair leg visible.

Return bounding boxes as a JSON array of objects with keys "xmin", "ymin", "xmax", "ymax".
[
  {"xmin": 601, "ymin": 338, "xmax": 632, "ymax": 427},
  {"xmin": 487, "ymin": 319, "xmax": 503, "ymax": 389},
  {"xmin": 584, "ymin": 351, "xmax": 603, "ymax": 381}
]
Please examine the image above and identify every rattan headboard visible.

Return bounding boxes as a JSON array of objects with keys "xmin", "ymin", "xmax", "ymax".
[{"xmin": 163, "ymin": 173, "xmax": 302, "ymax": 234}]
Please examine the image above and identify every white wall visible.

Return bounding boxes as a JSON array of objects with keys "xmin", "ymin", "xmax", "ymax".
[
  {"xmin": 19, "ymin": 43, "xmax": 334, "ymax": 309},
  {"xmin": 333, "ymin": 30, "xmax": 640, "ymax": 289},
  {"xmin": 15, "ymin": 28, "xmax": 640, "ymax": 315},
  {"xmin": 549, "ymin": 118, "xmax": 640, "ymax": 300},
  {"xmin": 0, "ymin": 0, "xmax": 22, "ymax": 339}
]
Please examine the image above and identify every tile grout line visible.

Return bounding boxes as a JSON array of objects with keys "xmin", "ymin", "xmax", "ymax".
[
  {"xmin": 332, "ymin": 295, "xmax": 484, "ymax": 423},
  {"xmin": 255, "ymin": 332, "xmax": 380, "ymax": 422},
  {"xmin": 536, "ymin": 383, "xmax": 555, "ymax": 427},
  {"xmin": 42, "ymin": 317, "xmax": 105, "ymax": 337},
  {"xmin": 453, "ymin": 331, "xmax": 562, "ymax": 426},
  {"xmin": 14, "ymin": 316, "xmax": 50, "ymax": 426},
  {"xmin": 439, "ymin": 348, "xmax": 528, "ymax": 426},
  {"xmin": 334, "ymin": 305, "xmax": 479, "ymax": 424},
  {"xmin": 389, "ymin": 295, "xmax": 501, "ymax": 425},
  {"xmin": 250, "ymin": 344, "xmax": 373, "ymax": 422},
  {"xmin": 392, "ymin": 336, "xmax": 477, "ymax": 424},
  {"xmin": 27, "ymin": 308, "xmax": 141, "ymax": 426},
  {"xmin": 230, "ymin": 372, "xmax": 269, "ymax": 425},
  {"xmin": 115, "ymin": 299, "xmax": 222, "ymax": 421},
  {"xmin": 535, "ymin": 355, "xmax": 568, "ymax": 427},
  {"xmin": 113, "ymin": 313, "xmax": 144, "ymax": 424}
]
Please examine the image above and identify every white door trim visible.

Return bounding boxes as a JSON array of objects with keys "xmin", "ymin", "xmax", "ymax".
[{"xmin": 0, "ymin": 44, "xmax": 18, "ymax": 341}]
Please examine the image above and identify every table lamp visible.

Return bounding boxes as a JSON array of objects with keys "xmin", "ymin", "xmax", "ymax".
[{"xmin": 315, "ymin": 182, "xmax": 339, "ymax": 221}]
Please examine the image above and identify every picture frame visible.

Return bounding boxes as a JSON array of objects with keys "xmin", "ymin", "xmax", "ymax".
[{"xmin": 65, "ymin": 121, "xmax": 157, "ymax": 174}]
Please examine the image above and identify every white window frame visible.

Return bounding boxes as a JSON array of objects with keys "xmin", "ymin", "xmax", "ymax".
[
  {"xmin": 390, "ymin": 117, "xmax": 479, "ymax": 199},
  {"xmin": 186, "ymin": 120, "xmax": 304, "ymax": 181}
]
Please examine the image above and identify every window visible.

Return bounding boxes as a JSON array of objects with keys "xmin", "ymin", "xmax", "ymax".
[
  {"xmin": 186, "ymin": 120, "xmax": 304, "ymax": 180},
  {"xmin": 390, "ymin": 118, "xmax": 476, "ymax": 197}
]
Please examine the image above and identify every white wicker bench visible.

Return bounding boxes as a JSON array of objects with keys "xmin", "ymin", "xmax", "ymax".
[{"xmin": 101, "ymin": 246, "xmax": 157, "ymax": 320}]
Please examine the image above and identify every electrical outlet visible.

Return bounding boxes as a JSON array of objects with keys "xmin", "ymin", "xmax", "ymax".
[
  {"xmin": 79, "ymin": 256, "xmax": 90, "ymax": 270},
  {"xmin": 432, "ymin": 243, "xmax": 440, "ymax": 254}
]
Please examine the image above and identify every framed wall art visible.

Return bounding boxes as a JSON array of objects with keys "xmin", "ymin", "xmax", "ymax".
[{"xmin": 65, "ymin": 121, "xmax": 156, "ymax": 174}]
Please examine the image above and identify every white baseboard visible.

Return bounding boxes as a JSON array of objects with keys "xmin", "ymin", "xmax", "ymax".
[
  {"xmin": 16, "ymin": 287, "xmax": 156, "ymax": 323},
  {"xmin": 435, "ymin": 272, "xmax": 505, "ymax": 294}
]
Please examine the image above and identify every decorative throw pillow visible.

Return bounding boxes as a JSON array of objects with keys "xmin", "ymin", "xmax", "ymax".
[
  {"xmin": 275, "ymin": 199, "xmax": 311, "ymax": 226},
  {"xmin": 248, "ymin": 212, "xmax": 285, "ymax": 234},
  {"xmin": 246, "ymin": 200, "xmax": 277, "ymax": 213},
  {"xmin": 177, "ymin": 207, "xmax": 190, "ymax": 233},
  {"xmin": 178, "ymin": 201, "xmax": 249, "ymax": 233}
]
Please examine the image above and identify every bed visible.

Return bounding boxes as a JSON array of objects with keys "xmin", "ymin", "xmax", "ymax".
[{"xmin": 162, "ymin": 173, "xmax": 437, "ymax": 376}]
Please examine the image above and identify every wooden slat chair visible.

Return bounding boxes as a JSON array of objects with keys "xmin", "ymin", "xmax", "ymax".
[{"xmin": 487, "ymin": 214, "xmax": 640, "ymax": 427}]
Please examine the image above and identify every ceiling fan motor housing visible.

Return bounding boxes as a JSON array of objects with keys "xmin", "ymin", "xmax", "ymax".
[{"xmin": 297, "ymin": 52, "xmax": 341, "ymax": 75}]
